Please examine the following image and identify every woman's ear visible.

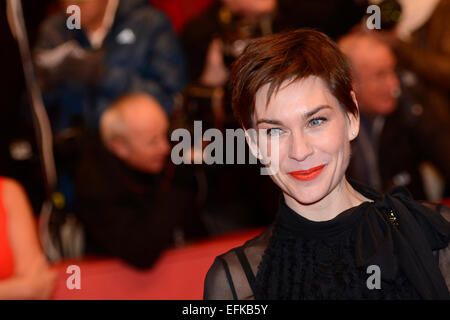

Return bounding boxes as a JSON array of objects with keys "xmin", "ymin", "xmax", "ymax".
[{"xmin": 347, "ymin": 91, "xmax": 360, "ymax": 141}]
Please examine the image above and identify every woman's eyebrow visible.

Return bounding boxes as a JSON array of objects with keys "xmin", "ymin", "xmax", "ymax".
[
  {"xmin": 304, "ymin": 105, "xmax": 331, "ymax": 118},
  {"xmin": 256, "ymin": 105, "xmax": 332, "ymax": 126},
  {"xmin": 256, "ymin": 119, "xmax": 283, "ymax": 126}
]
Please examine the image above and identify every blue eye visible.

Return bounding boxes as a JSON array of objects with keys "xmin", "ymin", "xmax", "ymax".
[
  {"xmin": 308, "ymin": 117, "xmax": 326, "ymax": 127},
  {"xmin": 266, "ymin": 128, "xmax": 283, "ymax": 136}
]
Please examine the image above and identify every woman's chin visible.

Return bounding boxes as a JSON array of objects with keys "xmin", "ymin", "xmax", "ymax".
[{"xmin": 284, "ymin": 188, "xmax": 327, "ymax": 206}]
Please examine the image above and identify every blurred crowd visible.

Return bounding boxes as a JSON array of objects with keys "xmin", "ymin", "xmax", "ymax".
[{"xmin": 0, "ymin": 0, "xmax": 449, "ymax": 299}]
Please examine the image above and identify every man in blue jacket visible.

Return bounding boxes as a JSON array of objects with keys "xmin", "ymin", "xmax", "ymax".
[{"xmin": 34, "ymin": 0, "xmax": 186, "ymax": 132}]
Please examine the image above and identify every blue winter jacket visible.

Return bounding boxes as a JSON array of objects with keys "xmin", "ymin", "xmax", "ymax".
[{"xmin": 35, "ymin": 0, "xmax": 186, "ymax": 132}]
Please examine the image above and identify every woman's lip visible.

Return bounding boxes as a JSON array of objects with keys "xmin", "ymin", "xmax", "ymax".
[{"xmin": 288, "ymin": 165, "xmax": 326, "ymax": 181}]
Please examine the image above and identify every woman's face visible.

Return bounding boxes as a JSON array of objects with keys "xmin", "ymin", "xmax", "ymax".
[{"xmin": 251, "ymin": 76, "xmax": 359, "ymax": 205}]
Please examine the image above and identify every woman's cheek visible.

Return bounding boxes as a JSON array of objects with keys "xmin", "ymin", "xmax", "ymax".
[{"xmin": 321, "ymin": 120, "xmax": 348, "ymax": 153}]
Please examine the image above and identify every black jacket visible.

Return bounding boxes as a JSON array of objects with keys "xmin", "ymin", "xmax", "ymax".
[
  {"xmin": 74, "ymin": 133, "xmax": 207, "ymax": 269},
  {"xmin": 347, "ymin": 92, "xmax": 450, "ymax": 200}
]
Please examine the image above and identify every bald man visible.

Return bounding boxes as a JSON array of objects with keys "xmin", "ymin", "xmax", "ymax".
[
  {"xmin": 339, "ymin": 33, "xmax": 400, "ymax": 116},
  {"xmin": 100, "ymin": 93, "xmax": 171, "ymax": 174},
  {"xmin": 75, "ymin": 93, "xmax": 207, "ymax": 269},
  {"xmin": 339, "ymin": 32, "xmax": 450, "ymax": 200}
]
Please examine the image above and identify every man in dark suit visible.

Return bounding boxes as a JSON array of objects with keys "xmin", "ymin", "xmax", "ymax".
[
  {"xmin": 339, "ymin": 32, "xmax": 450, "ymax": 201},
  {"xmin": 75, "ymin": 93, "xmax": 207, "ymax": 269}
]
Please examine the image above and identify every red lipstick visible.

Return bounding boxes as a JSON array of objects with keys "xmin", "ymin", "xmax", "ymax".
[{"xmin": 289, "ymin": 165, "xmax": 325, "ymax": 181}]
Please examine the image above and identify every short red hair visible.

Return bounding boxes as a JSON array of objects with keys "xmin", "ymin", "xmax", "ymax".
[{"xmin": 230, "ymin": 29, "xmax": 358, "ymax": 129}]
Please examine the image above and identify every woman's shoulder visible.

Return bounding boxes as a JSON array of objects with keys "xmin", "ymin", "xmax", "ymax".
[
  {"xmin": 0, "ymin": 177, "xmax": 29, "ymax": 206},
  {"xmin": 0, "ymin": 177, "xmax": 37, "ymax": 232},
  {"xmin": 364, "ymin": 181, "xmax": 450, "ymax": 227},
  {"xmin": 219, "ymin": 226, "xmax": 273, "ymax": 274},
  {"xmin": 203, "ymin": 226, "xmax": 273, "ymax": 300}
]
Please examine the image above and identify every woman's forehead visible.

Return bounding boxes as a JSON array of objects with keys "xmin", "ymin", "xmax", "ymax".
[{"xmin": 253, "ymin": 76, "xmax": 339, "ymax": 119}]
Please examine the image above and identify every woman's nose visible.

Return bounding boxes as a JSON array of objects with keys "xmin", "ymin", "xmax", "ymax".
[{"xmin": 288, "ymin": 131, "xmax": 313, "ymax": 162}]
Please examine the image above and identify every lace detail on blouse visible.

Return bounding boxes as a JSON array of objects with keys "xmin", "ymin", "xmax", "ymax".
[
  {"xmin": 204, "ymin": 181, "xmax": 450, "ymax": 300},
  {"xmin": 254, "ymin": 225, "xmax": 420, "ymax": 299}
]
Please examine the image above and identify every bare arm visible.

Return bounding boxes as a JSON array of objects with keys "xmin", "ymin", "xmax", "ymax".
[{"xmin": 0, "ymin": 179, "xmax": 56, "ymax": 299}]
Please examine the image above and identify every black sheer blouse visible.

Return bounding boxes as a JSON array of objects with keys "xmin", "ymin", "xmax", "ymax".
[{"xmin": 203, "ymin": 180, "xmax": 450, "ymax": 300}]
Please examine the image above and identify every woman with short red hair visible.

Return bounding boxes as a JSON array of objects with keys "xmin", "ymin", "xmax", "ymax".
[{"xmin": 203, "ymin": 29, "xmax": 450, "ymax": 300}]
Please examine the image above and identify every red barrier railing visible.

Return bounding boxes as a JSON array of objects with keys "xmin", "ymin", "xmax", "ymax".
[{"xmin": 50, "ymin": 227, "xmax": 263, "ymax": 300}]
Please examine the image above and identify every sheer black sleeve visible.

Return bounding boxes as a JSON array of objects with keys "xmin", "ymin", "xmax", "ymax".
[
  {"xmin": 437, "ymin": 203, "xmax": 450, "ymax": 222},
  {"xmin": 203, "ymin": 256, "xmax": 239, "ymax": 300},
  {"xmin": 421, "ymin": 201, "xmax": 450, "ymax": 290},
  {"xmin": 436, "ymin": 204, "xmax": 450, "ymax": 290},
  {"xmin": 203, "ymin": 228, "xmax": 272, "ymax": 300}
]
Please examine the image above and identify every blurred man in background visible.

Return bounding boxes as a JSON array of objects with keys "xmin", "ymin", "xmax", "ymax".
[
  {"xmin": 339, "ymin": 32, "xmax": 450, "ymax": 200},
  {"xmin": 371, "ymin": 0, "xmax": 450, "ymax": 198},
  {"xmin": 371, "ymin": 0, "xmax": 450, "ymax": 124},
  {"xmin": 75, "ymin": 93, "xmax": 207, "ymax": 269},
  {"xmin": 34, "ymin": 0, "xmax": 186, "ymax": 132}
]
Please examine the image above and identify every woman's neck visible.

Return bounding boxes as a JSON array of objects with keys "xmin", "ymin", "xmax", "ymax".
[{"xmin": 284, "ymin": 178, "xmax": 372, "ymax": 222}]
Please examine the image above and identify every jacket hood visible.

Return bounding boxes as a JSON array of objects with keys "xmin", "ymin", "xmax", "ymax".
[{"xmin": 115, "ymin": 0, "xmax": 149, "ymax": 22}]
